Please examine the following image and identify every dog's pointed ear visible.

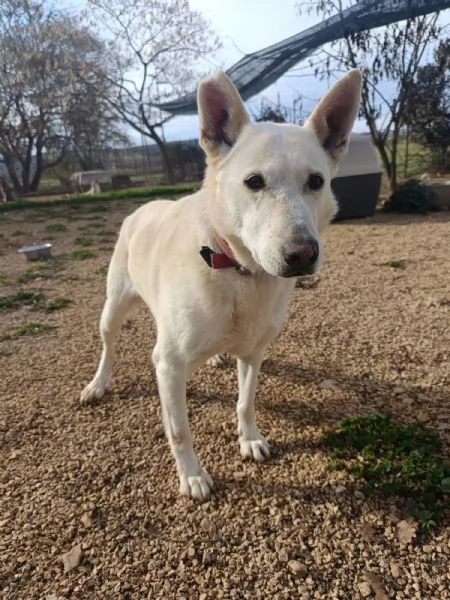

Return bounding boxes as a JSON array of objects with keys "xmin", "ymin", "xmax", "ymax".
[
  {"xmin": 305, "ymin": 69, "xmax": 362, "ymax": 169},
  {"xmin": 197, "ymin": 72, "xmax": 249, "ymax": 160}
]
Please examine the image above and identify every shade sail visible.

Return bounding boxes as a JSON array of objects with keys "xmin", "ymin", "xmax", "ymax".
[{"xmin": 152, "ymin": 0, "xmax": 450, "ymax": 115}]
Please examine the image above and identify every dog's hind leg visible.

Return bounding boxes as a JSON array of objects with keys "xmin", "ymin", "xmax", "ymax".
[
  {"xmin": 236, "ymin": 348, "xmax": 270, "ymax": 462},
  {"xmin": 80, "ymin": 246, "xmax": 138, "ymax": 404},
  {"xmin": 153, "ymin": 343, "xmax": 213, "ymax": 501}
]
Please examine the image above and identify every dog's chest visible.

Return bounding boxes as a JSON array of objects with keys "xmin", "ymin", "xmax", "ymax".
[{"xmin": 218, "ymin": 277, "xmax": 292, "ymax": 355}]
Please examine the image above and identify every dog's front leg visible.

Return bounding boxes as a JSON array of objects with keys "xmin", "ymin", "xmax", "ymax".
[
  {"xmin": 237, "ymin": 348, "xmax": 270, "ymax": 462},
  {"xmin": 153, "ymin": 345, "xmax": 213, "ymax": 501}
]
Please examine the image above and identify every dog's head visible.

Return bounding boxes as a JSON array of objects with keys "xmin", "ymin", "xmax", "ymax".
[{"xmin": 198, "ymin": 70, "xmax": 362, "ymax": 277}]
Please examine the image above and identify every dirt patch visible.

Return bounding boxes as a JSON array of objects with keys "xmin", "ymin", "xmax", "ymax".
[{"xmin": 1, "ymin": 201, "xmax": 449, "ymax": 599}]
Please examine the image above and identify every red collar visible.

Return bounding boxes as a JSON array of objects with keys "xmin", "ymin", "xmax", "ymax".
[{"xmin": 200, "ymin": 234, "xmax": 250, "ymax": 275}]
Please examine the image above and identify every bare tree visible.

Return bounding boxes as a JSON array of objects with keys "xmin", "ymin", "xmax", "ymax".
[
  {"xmin": 66, "ymin": 80, "xmax": 129, "ymax": 171},
  {"xmin": 0, "ymin": 0, "xmax": 112, "ymax": 193},
  {"xmin": 87, "ymin": 0, "xmax": 221, "ymax": 184},
  {"xmin": 404, "ymin": 40, "xmax": 450, "ymax": 173},
  {"xmin": 297, "ymin": 1, "xmax": 444, "ymax": 190}
]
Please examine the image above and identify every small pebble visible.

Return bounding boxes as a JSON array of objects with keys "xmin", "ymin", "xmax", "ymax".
[
  {"xmin": 357, "ymin": 581, "xmax": 372, "ymax": 597},
  {"xmin": 288, "ymin": 560, "xmax": 308, "ymax": 578}
]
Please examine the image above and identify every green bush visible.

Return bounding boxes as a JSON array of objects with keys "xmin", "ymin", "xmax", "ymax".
[{"xmin": 382, "ymin": 179, "xmax": 432, "ymax": 213}]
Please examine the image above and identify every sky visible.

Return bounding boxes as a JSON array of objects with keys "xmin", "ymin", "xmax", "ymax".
[{"xmin": 162, "ymin": 0, "xmax": 345, "ymax": 142}]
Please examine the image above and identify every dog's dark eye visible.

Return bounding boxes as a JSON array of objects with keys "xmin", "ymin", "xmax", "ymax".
[
  {"xmin": 308, "ymin": 173, "xmax": 324, "ymax": 191},
  {"xmin": 244, "ymin": 174, "xmax": 265, "ymax": 191}
]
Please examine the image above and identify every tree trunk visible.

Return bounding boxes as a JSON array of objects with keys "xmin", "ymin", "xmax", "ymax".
[
  {"xmin": 30, "ymin": 143, "xmax": 44, "ymax": 192},
  {"xmin": 152, "ymin": 130, "xmax": 175, "ymax": 184},
  {"xmin": 3, "ymin": 154, "xmax": 23, "ymax": 194}
]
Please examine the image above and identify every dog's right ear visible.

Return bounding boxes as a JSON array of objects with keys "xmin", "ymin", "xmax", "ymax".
[{"xmin": 197, "ymin": 72, "xmax": 249, "ymax": 161}]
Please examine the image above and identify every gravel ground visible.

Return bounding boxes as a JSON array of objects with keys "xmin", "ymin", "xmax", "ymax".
[{"xmin": 0, "ymin": 200, "xmax": 449, "ymax": 600}]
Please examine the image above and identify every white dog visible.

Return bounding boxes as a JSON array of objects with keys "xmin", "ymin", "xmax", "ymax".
[{"xmin": 81, "ymin": 70, "xmax": 362, "ymax": 500}]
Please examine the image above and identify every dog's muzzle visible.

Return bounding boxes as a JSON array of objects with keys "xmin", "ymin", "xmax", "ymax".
[{"xmin": 281, "ymin": 239, "xmax": 319, "ymax": 277}]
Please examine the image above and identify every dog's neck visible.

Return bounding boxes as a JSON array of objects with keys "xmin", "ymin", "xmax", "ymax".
[
  {"xmin": 200, "ymin": 231, "xmax": 251, "ymax": 275},
  {"xmin": 200, "ymin": 167, "xmax": 251, "ymax": 275}
]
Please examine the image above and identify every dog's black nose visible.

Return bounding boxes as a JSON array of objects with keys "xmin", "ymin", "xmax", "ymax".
[{"xmin": 283, "ymin": 240, "xmax": 319, "ymax": 276}]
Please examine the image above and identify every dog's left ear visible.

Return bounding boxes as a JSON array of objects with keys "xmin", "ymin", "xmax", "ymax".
[
  {"xmin": 197, "ymin": 72, "xmax": 249, "ymax": 161},
  {"xmin": 305, "ymin": 69, "xmax": 362, "ymax": 170}
]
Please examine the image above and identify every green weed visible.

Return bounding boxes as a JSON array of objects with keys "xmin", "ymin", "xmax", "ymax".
[
  {"xmin": 5, "ymin": 322, "xmax": 54, "ymax": 339},
  {"xmin": 70, "ymin": 249, "xmax": 96, "ymax": 260},
  {"xmin": 46, "ymin": 297, "xmax": 72, "ymax": 311},
  {"xmin": 323, "ymin": 412, "xmax": 450, "ymax": 531},
  {"xmin": 16, "ymin": 269, "xmax": 52, "ymax": 284},
  {"xmin": 45, "ymin": 223, "xmax": 68, "ymax": 233},
  {"xmin": 0, "ymin": 291, "xmax": 45, "ymax": 310},
  {"xmin": 74, "ymin": 237, "xmax": 94, "ymax": 247}
]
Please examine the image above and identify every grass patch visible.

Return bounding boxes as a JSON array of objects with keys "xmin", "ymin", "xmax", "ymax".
[
  {"xmin": 81, "ymin": 204, "xmax": 109, "ymax": 213},
  {"xmin": 74, "ymin": 236, "xmax": 94, "ymax": 247},
  {"xmin": 11, "ymin": 230, "xmax": 30, "ymax": 237},
  {"xmin": 83, "ymin": 222, "xmax": 105, "ymax": 230},
  {"xmin": 2, "ymin": 322, "xmax": 54, "ymax": 340},
  {"xmin": 70, "ymin": 249, "xmax": 96, "ymax": 260},
  {"xmin": 81, "ymin": 215, "xmax": 106, "ymax": 221},
  {"xmin": 97, "ymin": 237, "xmax": 116, "ymax": 244},
  {"xmin": 323, "ymin": 412, "xmax": 450, "ymax": 531},
  {"xmin": 0, "ymin": 183, "xmax": 198, "ymax": 213},
  {"xmin": 0, "ymin": 274, "xmax": 11, "ymax": 285},
  {"xmin": 0, "ymin": 291, "xmax": 45, "ymax": 310},
  {"xmin": 16, "ymin": 268, "xmax": 53, "ymax": 283},
  {"xmin": 46, "ymin": 297, "xmax": 72, "ymax": 311},
  {"xmin": 45, "ymin": 223, "xmax": 68, "ymax": 233}
]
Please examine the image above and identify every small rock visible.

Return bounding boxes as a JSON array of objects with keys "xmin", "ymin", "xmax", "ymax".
[
  {"xmin": 417, "ymin": 410, "xmax": 430, "ymax": 423},
  {"xmin": 278, "ymin": 549, "xmax": 289, "ymax": 562},
  {"xmin": 396, "ymin": 519, "xmax": 417, "ymax": 545},
  {"xmin": 319, "ymin": 379, "xmax": 339, "ymax": 390},
  {"xmin": 354, "ymin": 490, "xmax": 365, "ymax": 500},
  {"xmin": 187, "ymin": 546, "xmax": 196, "ymax": 559},
  {"xmin": 288, "ymin": 560, "xmax": 308, "ymax": 578},
  {"xmin": 61, "ymin": 544, "xmax": 82, "ymax": 572},
  {"xmin": 80, "ymin": 513, "xmax": 92, "ymax": 529},
  {"xmin": 357, "ymin": 581, "xmax": 372, "ymax": 597},
  {"xmin": 202, "ymin": 550, "xmax": 212, "ymax": 566},
  {"xmin": 390, "ymin": 561, "xmax": 402, "ymax": 578},
  {"xmin": 335, "ymin": 485, "xmax": 347, "ymax": 495}
]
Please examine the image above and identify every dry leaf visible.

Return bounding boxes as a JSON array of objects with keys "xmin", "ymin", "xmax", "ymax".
[
  {"xmin": 61, "ymin": 544, "xmax": 82, "ymax": 572},
  {"xmin": 364, "ymin": 570, "xmax": 390, "ymax": 599},
  {"xmin": 396, "ymin": 519, "xmax": 417, "ymax": 545},
  {"xmin": 360, "ymin": 522, "xmax": 376, "ymax": 543}
]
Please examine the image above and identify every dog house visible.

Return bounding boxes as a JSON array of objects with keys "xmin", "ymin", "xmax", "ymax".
[
  {"xmin": 70, "ymin": 170, "xmax": 111, "ymax": 193},
  {"xmin": 332, "ymin": 133, "xmax": 382, "ymax": 220}
]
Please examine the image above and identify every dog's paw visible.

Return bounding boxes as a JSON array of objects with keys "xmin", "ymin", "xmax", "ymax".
[
  {"xmin": 207, "ymin": 354, "xmax": 227, "ymax": 367},
  {"xmin": 240, "ymin": 435, "xmax": 270, "ymax": 462},
  {"xmin": 180, "ymin": 469, "xmax": 214, "ymax": 501},
  {"xmin": 80, "ymin": 378, "xmax": 110, "ymax": 405}
]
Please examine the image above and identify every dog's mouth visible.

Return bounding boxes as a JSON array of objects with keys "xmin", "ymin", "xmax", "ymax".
[{"xmin": 280, "ymin": 264, "xmax": 317, "ymax": 278}]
